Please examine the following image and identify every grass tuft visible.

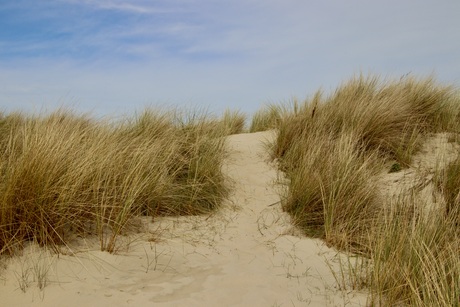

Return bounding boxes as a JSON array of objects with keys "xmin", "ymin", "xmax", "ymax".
[
  {"xmin": 437, "ymin": 156, "xmax": 460, "ymax": 225},
  {"xmin": 367, "ymin": 196, "xmax": 460, "ymax": 306},
  {"xmin": 220, "ymin": 109, "xmax": 246, "ymax": 135},
  {"xmin": 0, "ymin": 107, "xmax": 229, "ymax": 254},
  {"xmin": 264, "ymin": 73, "xmax": 460, "ymax": 305}
]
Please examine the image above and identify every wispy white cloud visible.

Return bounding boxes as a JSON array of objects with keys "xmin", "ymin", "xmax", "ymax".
[
  {"xmin": 57, "ymin": 0, "xmax": 172, "ymax": 14},
  {"xmin": 1, "ymin": 0, "xmax": 460, "ymax": 117}
]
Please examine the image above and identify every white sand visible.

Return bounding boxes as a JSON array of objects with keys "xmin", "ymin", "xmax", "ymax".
[{"xmin": 1, "ymin": 131, "xmax": 368, "ymax": 306}]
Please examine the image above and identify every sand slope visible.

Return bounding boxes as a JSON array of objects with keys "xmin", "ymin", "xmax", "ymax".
[
  {"xmin": 379, "ymin": 133, "xmax": 459, "ymax": 210},
  {"xmin": 1, "ymin": 131, "xmax": 367, "ymax": 306}
]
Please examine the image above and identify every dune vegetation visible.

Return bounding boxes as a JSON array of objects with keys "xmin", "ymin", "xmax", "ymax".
[
  {"xmin": 0, "ymin": 108, "xmax": 240, "ymax": 254},
  {"xmin": 252, "ymin": 74, "xmax": 460, "ymax": 306},
  {"xmin": 1, "ymin": 74, "xmax": 460, "ymax": 305}
]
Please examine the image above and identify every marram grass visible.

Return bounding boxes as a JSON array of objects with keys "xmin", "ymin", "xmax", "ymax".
[
  {"xmin": 260, "ymin": 74, "xmax": 460, "ymax": 306},
  {"xmin": 0, "ymin": 108, "xmax": 230, "ymax": 254}
]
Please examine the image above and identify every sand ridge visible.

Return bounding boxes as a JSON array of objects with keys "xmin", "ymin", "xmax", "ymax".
[{"xmin": 1, "ymin": 131, "xmax": 368, "ymax": 306}]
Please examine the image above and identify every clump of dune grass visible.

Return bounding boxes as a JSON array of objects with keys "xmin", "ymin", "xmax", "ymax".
[
  {"xmin": 273, "ymin": 75, "xmax": 459, "ymax": 242},
  {"xmin": 0, "ymin": 108, "xmax": 228, "ymax": 254},
  {"xmin": 251, "ymin": 101, "xmax": 309, "ymax": 160},
  {"xmin": 437, "ymin": 156, "xmax": 460, "ymax": 224},
  {"xmin": 331, "ymin": 192, "xmax": 460, "ymax": 306},
  {"xmin": 249, "ymin": 104, "xmax": 284, "ymax": 133},
  {"xmin": 366, "ymin": 195, "xmax": 460, "ymax": 306},
  {"xmin": 283, "ymin": 131, "xmax": 381, "ymax": 252},
  {"xmin": 274, "ymin": 75, "xmax": 458, "ymax": 167},
  {"xmin": 220, "ymin": 109, "xmax": 246, "ymax": 135},
  {"xmin": 249, "ymin": 99, "xmax": 302, "ymax": 132},
  {"xmin": 269, "ymin": 74, "xmax": 460, "ymax": 305},
  {"xmin": 249, "ymin": 98, "xmax": 311, "ymax": 133}
]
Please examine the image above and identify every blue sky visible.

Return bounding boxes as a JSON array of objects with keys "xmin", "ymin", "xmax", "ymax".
[{"xmin": 1, "ymin": 0, "xmax": 460, "ymax": 117}]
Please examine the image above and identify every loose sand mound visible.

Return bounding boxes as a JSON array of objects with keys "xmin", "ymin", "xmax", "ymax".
[
  {"xmin": 379, "ymin": 133, "xmax": 460, "ymax": 210},
  {"xmin": 1, "ymin": 131, "xmax": 370, "ymax": 306}
]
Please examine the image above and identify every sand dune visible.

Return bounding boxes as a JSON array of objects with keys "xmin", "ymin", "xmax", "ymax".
[{"xmin": 1, "ymin": 131, "xmax": 369, "ymax": 306}]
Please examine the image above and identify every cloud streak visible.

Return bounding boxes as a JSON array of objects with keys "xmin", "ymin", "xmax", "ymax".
[
  {"xmin": 58, "ymin": 0, "xmax": 177, "ymax": 14},
  {"xmin": 1, "ymin": 0, "xmax": 460, "ymax": 117}
]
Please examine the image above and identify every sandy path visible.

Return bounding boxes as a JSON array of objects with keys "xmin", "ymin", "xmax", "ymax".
[{"xmin": 1, "ymin": 131, "xmax": 367, "ymax": 306}]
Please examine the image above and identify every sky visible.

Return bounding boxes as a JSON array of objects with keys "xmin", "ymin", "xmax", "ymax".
[{"xmin": 1, "ymin": 0, "xmax": 460, "ymax": 118}]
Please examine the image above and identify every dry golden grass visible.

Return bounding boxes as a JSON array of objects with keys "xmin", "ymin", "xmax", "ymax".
[
  {"xmin": 274, "ymin": 75, "xmax": 458, "ymax": 165},
  {"xmin": 0, "ymin": 108, "xmax": 229, "ymax": 254},
  {"xmin": 2, "ymin": 74, "xmax": 459, "ymax": 305},
  {"xmin": 438, "ymin": 156, "xmax": 460, "ymax": 224},
  {"xmin": 260, "ymin": 74, "xmax": 460, "ymax": 306},
  {"xmin": 249, "ymin": 104, "xmax": 283, "ymax": 132},
  {"xmin": 249, "ymin": 99, "xmax": 305, "ymax": 133},
  {"xmin": 220, "ymin": 109, "xmax": 247, "ymax": 135},
  {"xmin": 367, "ymin": 196, "xmax": 460, "ymax": 306}
]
